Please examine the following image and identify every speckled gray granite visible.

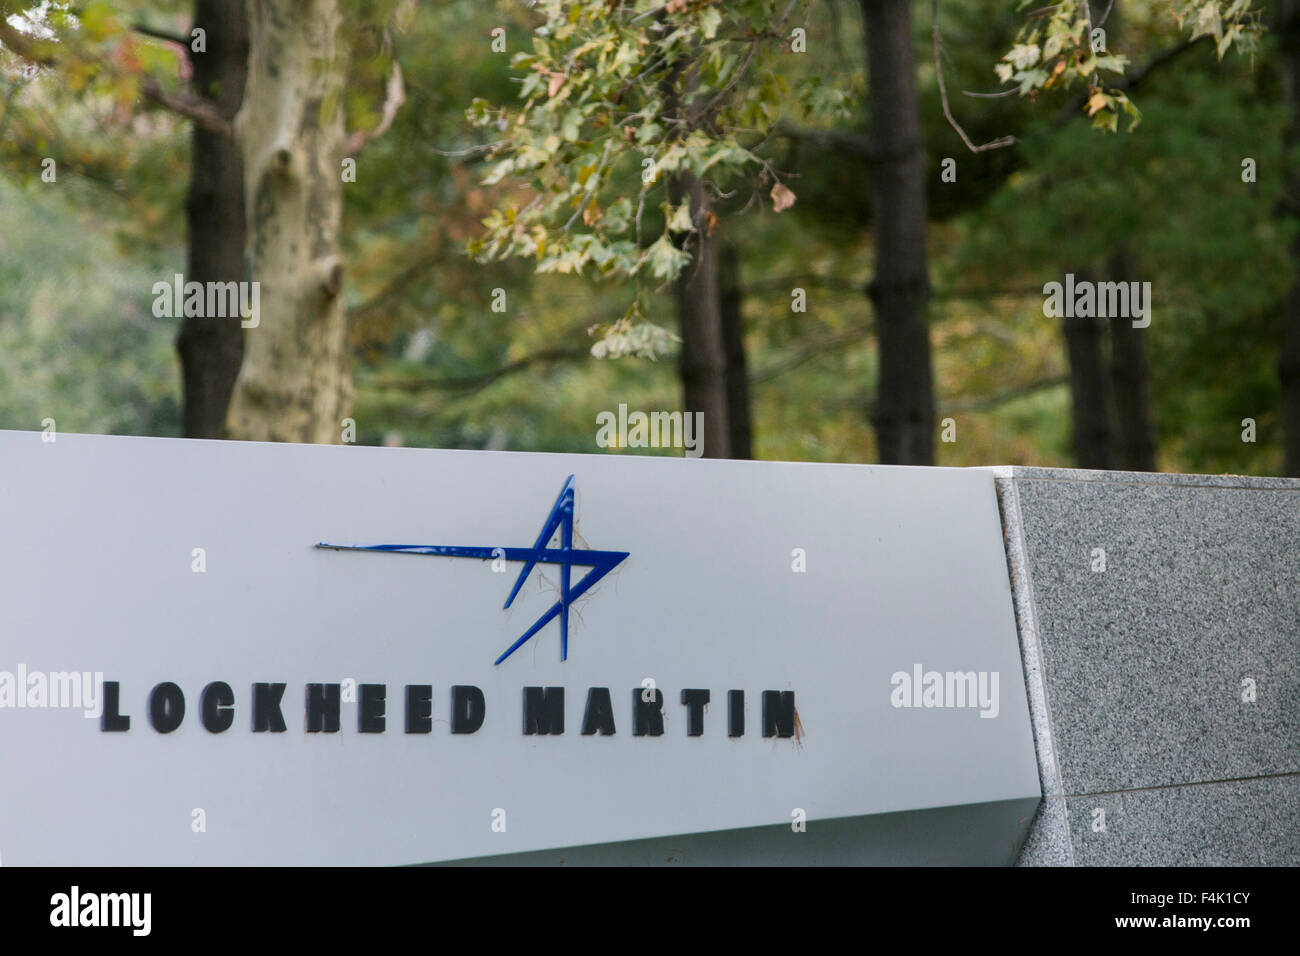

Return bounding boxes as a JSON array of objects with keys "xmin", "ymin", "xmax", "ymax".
[
  {"xmin": 989, "ymin": 466, "xmax": 1300, "ymax": 866},
  {"xmin": 1016, "ymin": 796, "xmax": 1073, "ymax": 866},
  {"xmin": 1066, "ymin": 775, "xmax": 1300, "ymax": 866}
]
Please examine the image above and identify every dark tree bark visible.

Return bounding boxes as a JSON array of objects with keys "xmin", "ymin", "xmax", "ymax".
[
  {"xmin": 1281, "ymin": 0, "xmax": 1300, "ymax": 475},
  {"xmin": 860, "ymin": 0, "xmax": 935, "ymax": 465},
  {"xmin": 1051, "ymin": 4, "xmax": 1149, "ymax": 472},
  {"xmin": 1106, "ymin": 249, "xmax": 1157, "ymax": 471},
  {"xmin": 660, "ymin": 43, "xmax": 728, "ymax": 459},
  {"xmin": 1062, "ymin": 270, "xmax": 1116, "ymax": 469},
  {"xmin": 670, "ymin": 171, "xmax": 731, "ymax": 458},
  {"xmin": 1085, "ymin": 4, "xmax": 1155, "ymax": 471},
  {"xmin": 176, "ymin": 0, "xmax": 248, "ymax": 439},
  {"xmin": 719, "ymin": 243, "xmax": 753, "ymax": 459},
  {"xmin": 658, "ymin": 40, "xmax": 730, "ymax": 459}
]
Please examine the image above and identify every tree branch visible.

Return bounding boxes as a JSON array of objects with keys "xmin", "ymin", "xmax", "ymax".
[
  {"xmin": 750, "ymin": 322, "xmax": 873, "ymax": 385},
  {"xmin": 782, "ymin": 31, "xmax": 1206, "ymax": 165},
  {"xmin": 773, "ymin": 120, "xmax": 872, "ymax": 156},
  {"xmin": 828, "ymin": 375, "xmax": 1068, "ymax": 417},
  {"xmin": 940, "ymin": 376, "xmax": 1068, "ymax": 413},
  {"xmin": 369, "ymin": 346, "xmax": 590, "ymax": 393},
  {"xmin": 132, "ymin": 22, "xmax": 189, "ymax": 47},
  {"xmin": 0, "ymin": 14, "xmax": 55, "ymax": 65},
  {"xmin": 1053, "ymin": 37, "xmax": 1199, "ymax": 127},
  {"xmin": 346, "ymin": 61, "xmax": 405, "ymax": 156},
  {"xmin": 347, "ymin": 251, "xmax": 439, "ymax": 322},
  {"xmin": 932, "ymin": 0, "xmax": 1015, "ymax": 152},
  {"xmin": 0, "ymin": 9, "xmax": 232, "ymax": 138},
  {"xmin": 741, "ymin": 272, "xmax": 865, "ymax": 295},
  {"xmin": 141, "ymin": 75, "xmax": 232, "ymax": 138}
]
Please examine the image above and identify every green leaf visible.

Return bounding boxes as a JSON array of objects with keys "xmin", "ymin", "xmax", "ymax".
[
  {"xmin": 667, "ymin": 199, "xmax": 694, "ymax": 233},
  {"xmin": 1006, "ymin": 43, "xmax": 1041, "ymax": 70},
  {"xmin": 699, "ymin": 8, "xmax": 722, "ymax": 41},
  {"xmin": 603, "ymin": 197, "xmax": 633, "ymax": 234},
  {"xmin": 482, "ymin": 157, "xmax": 516, "ymax": 186},
  {"xmin": 645, "ymin": 234, "xmax": 689, "ymax": 281},
  {"xmin": 1091, "ymin": 108, "xmax": 1119, "ymax": 133},
  {"xmin": 560, "ymin": 109, "xmax": 583, "ymax": 141},
  {"xmin": 80, "ymin": 0, "xmax": 118, "ymax": 41},
  {"xmin": 1017, "ymin": 68, "xmax": 1049, "ymax": 94},
  {"xmin": 1217, "ymin": 26, "xmax": 1237, "ymax": 59},
  {"xmin": 636, "ymin": 122, "xmax": 664, "ymax": 145}
]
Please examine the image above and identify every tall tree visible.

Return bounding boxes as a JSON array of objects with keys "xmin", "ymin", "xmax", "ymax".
[
  {"xmin": 0, "ymin": 0, "xmax": 361, "ymax": 442},
  {"xmin": 225, "ymin": 0, "xmax": 352, "ymax": 443},
  {"xmin": 1054, "ymin": 3, "xmax": 1156, "ymax": 471},
  {"xmin": 466, "ymin": 1, "xmax": 815, "ymax": 458},
  {"xmin": 1061, "ymin": 268, "xmax": 1116, "ymax": 468},
  {"xmin": 1106, "ymin": 248, "xmax": 1156, "ymax": 470},
  {"xmin": 670, "ymin": 169, "xmax": 730, "ymax": 457},
  {"xmin": 1093, "ymin": 2, "xmax": 1155, "ymax": 471},
  {"xmin": 719, "ymin": 241, "xmax": 753, "ymax": 459},
  {"xmin": 995, "ymin": 0, "xmax": 1260, "ymax": 470},
  {"xmin": 0, "ymin": 0, "xmax": 253, "ymax": 439},
  {"xmin": 663, "ymin": 55, "xmax": 728, "ymax": 459},
  {"xmin": 177, "ymin": 0, "xmax": 248, "ymax": 439},
  {"xmin": 860, "ymin": 0, "xmax": 935, "ymax": 465}
]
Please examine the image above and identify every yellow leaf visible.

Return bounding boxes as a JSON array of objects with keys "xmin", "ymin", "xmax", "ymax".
[{"xmin": 1086, "ymin": 92, "xmax": 1109, "ymax": 117}]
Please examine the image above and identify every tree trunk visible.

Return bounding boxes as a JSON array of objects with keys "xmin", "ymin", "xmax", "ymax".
[
  {"xmin": 177, "ymin": 0, "xmax": 248, "ymax": 439},
  {"xmin": 1106, "ymin": 249, "xmax": 1156, "ymax": 470},
  {"xmin": 860, "ymin": 0, "xmax": 935, "ymax": 465},
  {"xmin": 670, "ymin": 175, "xmax": 730, "ymax": 459},
  {"xmin": 1062, "ymin": 270, "xmax": 1116, "ymax": 469},
  {"xmin": 226, "ymin": 0, "xmax": 352, "ymax": 443},
  {"xmin": 663, "ymin": 47, "xmax": 730, "ymax": 461},
  {"xmin": 719, "ymin": 243, "xmax": 753, "ymax": 459},
  {"xmin": 1088, "ymin": 3, "xmax": 1155, "ymax": 472},
  {"xmin": 1281, "ymin": 0, "xmax": 1300, "ymax": 475}
]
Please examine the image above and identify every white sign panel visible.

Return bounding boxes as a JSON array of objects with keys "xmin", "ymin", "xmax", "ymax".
[{"xmin": 0, "ymin": 431, "xmax": 1038, "ymax": 864}]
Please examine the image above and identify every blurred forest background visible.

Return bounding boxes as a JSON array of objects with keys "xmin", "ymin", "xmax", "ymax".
[{"xmin": 0, "ymin": 0, "xmax": 1295, "ymax": 474}]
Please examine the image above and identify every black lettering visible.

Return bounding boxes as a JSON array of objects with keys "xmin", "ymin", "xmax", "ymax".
[
  {"xmin": 451, "ymin": 685, "xmax": 485, "ymax": 734},
  {"xmin": 148, "ymin": 682, "xmax": 185, "ymax": 733},
  {"xmin": 633, "ymin": 687, "xmax": 664, "ymax": 736},
  {"xmin": 359, "ymin": 684, "xmax": 386, "ymax": 733},
  {"xmin": 762, "ymin": 690, "xmax": 795, "ymax": 738},
  {"xmin": 200, "ymin": 681, "xmax": 234, "ymax": 733},
  {"xmin": 681, "ymin": 688, "xmax": 710, "ymax": 737},
  {"xmin": 305, "ymin": 683, "xmax": 341, "ymax": 733},
  {"xmin": 101, "ymin": 680, "xmax": 130, "ymax": 732},
  {"xmin": 523, "ymin": 686, "xmax": 565, "ymax": 735},
  {"xmin": 252, "ymin": 682, "xmax": 287, "ymax": 732},
  {"xmin": 581, "ymin": 687, "xmax": 616, "ymax": 735},
  {"xmin": 405, "ymin": 685, "xmax": 433, "ymax": 734},
  {"xmin": 728, "ymin": 689, "xmax": 744, "ymax": 738}
]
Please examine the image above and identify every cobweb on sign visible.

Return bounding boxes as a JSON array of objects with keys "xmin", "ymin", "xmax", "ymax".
[{"xmin": 523, "ymin": 514, "xmax": 622, "ymax": 663}]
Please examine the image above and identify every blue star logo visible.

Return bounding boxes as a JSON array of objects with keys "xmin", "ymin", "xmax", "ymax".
[{"xmin": 316, "ymin": 475, "xmax": 628, "ymax": 665}]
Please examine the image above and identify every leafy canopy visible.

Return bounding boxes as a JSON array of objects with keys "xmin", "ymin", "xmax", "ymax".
[
  {"xmin": 996, "ymin": 0, "xmax": 1262, "ymax": 132},
  {"xmin": 465, "ymin": 0, "xmax": 844, "ymax": 356}
]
